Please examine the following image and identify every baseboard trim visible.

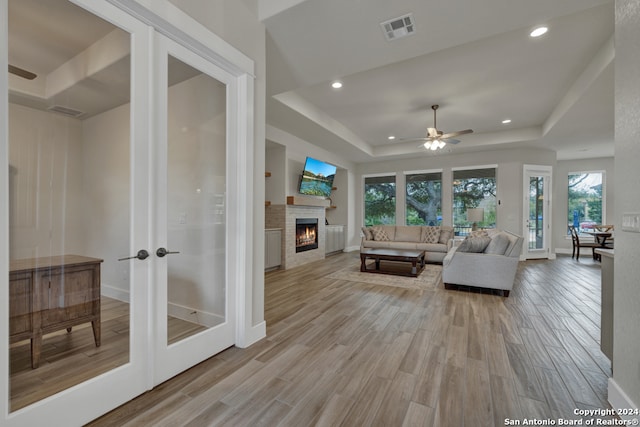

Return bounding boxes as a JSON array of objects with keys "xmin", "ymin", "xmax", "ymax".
[
  {"xmin": 608, "ymin": 378, "xmax": 639, "ymax": 422},
  {"xmin": 101, "ymin": 283, "xmax": 130, "ymax": 303},
  {"xmin": 237, "ymin": 321, "xmax": 266, "ymax": 348}
]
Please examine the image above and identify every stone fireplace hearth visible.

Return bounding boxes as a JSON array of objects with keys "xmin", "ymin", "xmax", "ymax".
[{"xmin": 265, "ymin": 204, "xmax": 326, "ymax": 269}]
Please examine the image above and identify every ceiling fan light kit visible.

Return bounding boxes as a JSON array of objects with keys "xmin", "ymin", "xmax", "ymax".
[{"xmin": 400, "ymin": 104, "xmax": 473, "ymax": 151}]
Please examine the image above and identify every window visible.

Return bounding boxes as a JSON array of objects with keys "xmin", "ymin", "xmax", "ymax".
[
  {"xmin": 364, "ymin": 175, "xmax": 396, "ymax": 226},
  {"xmin": 405, "ymin": 171, "xmax": 442, "ymax": 225},
  {"xmin": 452, "ymin": 167, "xmax": 497, "ymax": 235},
  {"xmin": 568, "ymin": 172, "xmax": 604, "ymax": 233}
]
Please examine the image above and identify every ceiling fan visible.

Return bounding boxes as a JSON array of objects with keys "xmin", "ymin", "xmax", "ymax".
[
  {"xmin": 401, "ymin": 104, "xmax": 473, "ymax": 150},
  {"xmin": 8, "ymin": 64, "xmax": 37, "ymax": 80}
]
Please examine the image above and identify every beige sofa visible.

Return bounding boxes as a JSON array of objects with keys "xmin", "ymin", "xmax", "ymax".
[
  {"xmin": 360, "ymin": 225, "xmax": 454, "ymax": 264},
  {"xmin": 442, "ymin": 229, "xmax": 523, "ymax": 297}
]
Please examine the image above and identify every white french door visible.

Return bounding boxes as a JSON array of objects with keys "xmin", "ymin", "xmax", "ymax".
[
  {"xmin": 523, "ymin": 165, "xmax": 552, "ymax": 259},
  {"xmin": 1, "ymin": 0, "xmax": 151, "ymax": 425},
  {"xmin": 2, "ymin": 1, "xmax": 249, "ymax": 425},
  {"xmin": 152, "ymin": 34, "xmax": 236, "ymax": 385}
]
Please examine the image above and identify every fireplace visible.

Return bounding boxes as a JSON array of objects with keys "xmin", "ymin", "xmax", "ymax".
[{"xmin": 295, "ymin": 218, "xmax": 319, "ymax": 253}]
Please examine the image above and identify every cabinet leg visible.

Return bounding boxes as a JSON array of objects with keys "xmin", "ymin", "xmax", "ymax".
[
  {"xmin": 66, "ymin": 327, "xmax": 72, "ymax": 333},
  {"xmin": 31, "ymin": 335, "xmax": 42, "ymax": 369},
  {"xmin": 92, "ymin": 320, "xmax": 101, "ymax": 347}
]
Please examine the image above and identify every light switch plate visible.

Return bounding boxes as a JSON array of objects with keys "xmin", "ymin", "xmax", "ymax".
[{"xmin": 621, "ymin": 212, "xmax": 640, "ymax": 232}]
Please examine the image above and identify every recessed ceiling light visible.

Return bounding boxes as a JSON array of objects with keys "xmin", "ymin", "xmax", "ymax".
[
  {"xmin": 388, "ymin": 135, "xmax": 396, "ymax": 140},
  {"xmin": 331, "ymin": 81, "xmax": 343, "ymax": 89},
  {"xmin": 530, "ymin": 26, "xmax": 548, "ymax": 38},
  {"xmin": 502, "ymin": 119, "xmax": 512, "ymax": 124}
]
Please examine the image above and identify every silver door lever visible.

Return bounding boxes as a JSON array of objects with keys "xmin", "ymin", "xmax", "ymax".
[
  {"xmin": 118, "ymin": 249, "xmax": 150, "ymax": 261},
  {"xmin": 156, "ymin": 247, "xmax": 180, "ymax": 257}
]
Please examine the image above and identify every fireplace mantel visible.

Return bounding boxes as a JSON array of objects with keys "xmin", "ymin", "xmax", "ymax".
[{"xmin": 286, "ymin": 195, "xmax": 330, "ymax": 208}]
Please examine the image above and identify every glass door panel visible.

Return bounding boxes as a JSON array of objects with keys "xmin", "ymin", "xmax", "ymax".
[
  {"xmin": 524, "ymin": 166, "xmax": 552, "ymax": 259},
  {"xmin": 7, "ymin": 0, "xmax": 132, "ymax": 412},
  {"xmin": 166, "ymin": 56, "xmax": 227, "ymax": 345},
  {"xmin": 154, "ymin": 36, "xmax": 235, "ymax": 385},
  {"xmin": 528, "ymin": 176, "xmax": 545, "ymax": 250}
]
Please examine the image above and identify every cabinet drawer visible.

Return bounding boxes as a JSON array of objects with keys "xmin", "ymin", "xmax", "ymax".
[
  {"xmin": 9, "ymin": 272, "xmax": 33, "ymax": 336},
  {"xmin": 38, "ymin": 266, "xmax": 99, "ymax": 326}
]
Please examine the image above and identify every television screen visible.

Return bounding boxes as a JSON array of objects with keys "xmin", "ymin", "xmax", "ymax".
[{"xmin": 298, "ymin": 157, "xmax": 337, "ymax": 198}]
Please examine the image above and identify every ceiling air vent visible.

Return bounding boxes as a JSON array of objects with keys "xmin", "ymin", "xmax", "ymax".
[
  {"xmin": 380, "ymin": 13, "xmax": 415, "ymax": 41},
  {"xmin": 47, "ymin": 105, "xmax": 85, "ymax": 118}
]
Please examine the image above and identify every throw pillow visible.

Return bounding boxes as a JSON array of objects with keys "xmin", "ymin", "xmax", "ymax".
[
  {"xmin": 470, "ymin": 229, "xmax": 489, "ymax": 238},
  {"xmin": 361, "ymin": 226, "xmax": 373, "ymax": 240},
  {"xmin": 371, "ymin": 226, "xmax": 390, "ymax": 241},
  {"xmin": 422, "ymin": 226, "xmax": 440, "ymax": 243},
  {"xmin": 439, "ymin": 228, "xmax": 453, "ymax": 244},
  {"xmin": 484, "ymin": 232, "xmax": 510, "ymax": 255},
  {"xmin": 457, "ymin": 235, "xmax": 492, "ymax": 253}
]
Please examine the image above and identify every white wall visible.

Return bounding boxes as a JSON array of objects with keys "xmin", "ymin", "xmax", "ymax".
[
  {"xmin": 266, "ymin": 124, "xmax": 355, "ymax": 233},
  {"xmin": 612, "ymin": 0, "xmax": 640, "ymax": 413},
  {"xmin": 8, "ymin": 104, "xmax": 85, "ymax": 260},
  {"xmin": 265, "ymin": 142, "xmax": 286, "ymax": 205},
  {"xmin": 82, "ymin": 103, "xmax": 131, "ymax": 298}
]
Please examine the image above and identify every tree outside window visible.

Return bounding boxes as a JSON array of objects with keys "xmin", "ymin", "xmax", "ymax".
[
  {"xmin": 405, "ymin": 172, "xmax": 442, "ymax": 226},
  {"xmin": 452, "ymin": 168, "xmax": 496, "ymax": 235},
  {"xmin": 364, "ymin": 175, "xmax": 396, "ymax": 226},
  {"xmin": 568, "ymin": 172, "xmax": 603, "ymax": 233}
]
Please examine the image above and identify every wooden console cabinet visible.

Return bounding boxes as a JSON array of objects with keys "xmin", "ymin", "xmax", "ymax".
[{"xmin": 9, "ymin": 255, "xmax": 103, "ymax": 368}]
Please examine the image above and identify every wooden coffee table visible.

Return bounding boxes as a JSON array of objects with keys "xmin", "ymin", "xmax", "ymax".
[{"xmin": 360, "ymin": 248, "xmax": 426, "ymax": 277}]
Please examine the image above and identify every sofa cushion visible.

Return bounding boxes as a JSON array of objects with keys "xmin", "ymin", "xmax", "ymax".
[
  {"xmin": 371, "ymin": 226, "xmax": 391, "ymax": 241},
  {"xmin": 416, "ymin": 243, "xmax": 449, "ymax": 253},
  {"xmin": 439, "ymin": 227, "xmax": 453, "ymax": 244},
  {"xmin": 364, "ymin": 240, "xmax": 404, "ymax": 249},
  {"xmin": 361, "ymin": 226, "xmax": 373, "ymax": 240},
  {"xmin": 422, "ymin": 226, "xmax": 441, "ymax": 243},
  {"xmin": 395, "ymin": 226, "xmax": 422, "ymax": 243},
  {"xmin": 484, "ymin": 232, "xmax": 510, "ymax": 255},
  {"xmin": 458, "ymin": 235, "xmax": 492, "ymax": 253}
]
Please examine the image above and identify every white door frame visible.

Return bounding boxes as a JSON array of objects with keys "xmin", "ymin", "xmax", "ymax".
[{"xmin": 523, "ymin": 165, "xmax": 553, "ymax": 260}]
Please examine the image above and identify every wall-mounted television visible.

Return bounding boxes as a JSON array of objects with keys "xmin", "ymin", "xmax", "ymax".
[{"xmin": 298, "ymin": 156, "xmax": 337, "ymax": 198}]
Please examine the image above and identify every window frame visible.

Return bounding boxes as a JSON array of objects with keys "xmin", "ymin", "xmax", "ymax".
[
  {"xmin": 567, "ymin": 170, "xmax": 606, "ymax": 235},
  {"xmin": 451, "ymin": 165, "xmax": 498, "ymax": 235}
]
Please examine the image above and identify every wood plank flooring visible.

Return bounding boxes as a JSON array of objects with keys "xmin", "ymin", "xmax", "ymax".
[
  {"xmin": 9, "ymin": 299, "xmax": 204, "ymax": 411},
  {"xmin": 87, "ymin": 252, "xmax": 615, "ymax": 426}
]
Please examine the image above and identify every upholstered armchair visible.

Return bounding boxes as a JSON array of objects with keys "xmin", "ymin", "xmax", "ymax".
[{"xmin": 442, "ymin": 229, "xmax": 524, "ymax": 297}]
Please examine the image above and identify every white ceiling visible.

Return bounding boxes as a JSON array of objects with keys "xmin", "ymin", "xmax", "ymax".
[
  {"xmin": 7, "ymin": 0, "xmax": 615, "ymax": 162},
  {"xmin": 263, "ymin": 0, "xmax": 614, "ymax": 162}
]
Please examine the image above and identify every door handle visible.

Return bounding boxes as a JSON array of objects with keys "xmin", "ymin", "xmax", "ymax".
[
  {"xmin": 118, "ymin": 249, "xmax": 150, "ymax": 261},
  {"xmin": 156, "ymin": 247, "xmax": 180, "ymax": 257}
]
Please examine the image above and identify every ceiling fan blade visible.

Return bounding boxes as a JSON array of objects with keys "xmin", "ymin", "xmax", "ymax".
[
  {"xmin": 440, "ymin": 129, "xmax": 473, "ymax": 139},
  {"xmin": 398, "ymin": 137, "xmax": 432, "ymax": 142},
  {"xmin": 443, "ymin": 138, "xmax": 461, "ymax": 145},
  {"xmin": 8, "ymin": 64, "xmax": 37, "ymax": 80}
]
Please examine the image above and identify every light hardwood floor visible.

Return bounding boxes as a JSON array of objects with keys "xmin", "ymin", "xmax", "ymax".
[
  {"xmin": 9, "ymin": 299, "xmax": 204, "ymax": 411},
  {"xmin": 87, "ymin": 252, "xmax": 615, "ymax": 426}
]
